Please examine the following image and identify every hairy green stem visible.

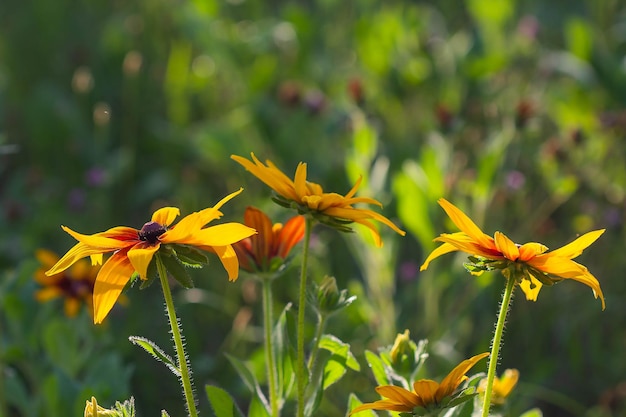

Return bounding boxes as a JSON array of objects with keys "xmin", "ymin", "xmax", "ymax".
[
  {"xmin": 262, "ymin": 278, "xmax": 280, "ymax": 417},
  {"xmin": 481, "ymin": 276, "xmax": 516, "ymax": 417},
  {"xmin": 296, "ymin": 218, "xmax": 313, "ymax": 417},
  {"xmin": 156, "ymin": 254, "xmax": 198, "ymax": 417}
]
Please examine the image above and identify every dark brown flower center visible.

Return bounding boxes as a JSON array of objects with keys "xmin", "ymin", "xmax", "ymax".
[{"xmin": 138, "ymin": 221, "xmax": 166, "ymax": 244}]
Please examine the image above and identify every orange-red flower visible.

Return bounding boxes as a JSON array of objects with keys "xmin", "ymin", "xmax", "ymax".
[
  {"xmin": 232, "ymin": 206, "xmax": 305, "ymax": 274},
  {"xmin": 35, "ymin": 249, "xmax": 98, "ymax": 318},
  {"xmin": 231, "ymin": 153, "xmax": 405, "ymax": 247},
  {"xmin": 350, "ymin": 353, "xmax": 489, "ymax": 415},
  {"xmin": 420, "ymin": 198, "xmax": 605, "ymax": 309},
  {"xmin": 46, "ymin": 189, "xmax": 256, "ymax": 323}
]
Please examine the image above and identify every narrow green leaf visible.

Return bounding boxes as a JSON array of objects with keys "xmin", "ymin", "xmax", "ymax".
[
  {"xmin": 364, "ymin": 350, "xmax": 390, "ymax": 386},
  {"xmin": 172, "ymin": 244, "xmax": 209, "ymax": 267},
  {"xmin": 205, "ymin": 385, "xmax": 245, "ymax": 417},
  {"xmin": 161, "ymin": 253, "xmax": 194, "ymax": 288},
  {"xmin": 128, "ymin": 336, "xmax": 180, "ymax": 377},
  {"xmin": 224, "ymin": 353, "xmax": 270, "ymax": 413}
]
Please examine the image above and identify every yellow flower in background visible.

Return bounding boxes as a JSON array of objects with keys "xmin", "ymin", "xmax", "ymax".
[
  {"xmin": 35, "ymin": 249, "xmax": 98, "ymax": 318},
  {"xmin": 231, "ymin": 153, "xmax": 406, "ymax": 247},
  {"xmin": 479, "ymin": 369, "xmax": 519, "ymax": 405},
  {"xmin": 232, "ymin": 206, "xmax": 305, "ymax": 274},
  {"xmin": 46, "ymin": 189, "xmax": 256, "ymax": 324},
  {"xmin": 350, "ymin": 352, "xmax": 489, "ymax": 415},
  {"xmin": 420, "ymin": 198, "xmax": 605, "ymax": 310}
]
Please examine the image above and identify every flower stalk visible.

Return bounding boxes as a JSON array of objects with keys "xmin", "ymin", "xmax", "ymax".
[
  {"xmin": 156, "ymin": 254, "xmax": 198, "ymax": 417},
  {"xmin": 296, "ymin": 217, "xmax": 313, "ymax": 417},
  {"xmin": 481, "ymin": 275, "xmax": 516, "ymax": 417},
  {"xmin": 261, "ymin": 278, "xmax": 280, "ymax": 417}
]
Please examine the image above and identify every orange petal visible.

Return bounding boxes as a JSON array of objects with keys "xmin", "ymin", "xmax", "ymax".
[
  {"xmin": 244, "ymin": 207, "xmax": 274, "ymax": 261},
  {"xmin": 517, "ymin": 242, "xmax": 548, "ymax": 262},
  {"xmin": 545, "ymin": 229, "xmax": 605, "ymax": 259},
  {"xmin": 93, "ymin": 251, "xmax": 135, "ymax": 324},
  {"xmin": 494, "ymin": 232, "xmax": 519, "ymax": 261},
  {"xmin": 127, "ymin": 242, "xmax": 160, "ymax": 279},
  {"xmin": 412, "ymin": 379, "xmax": 439, "ymax": 406},
  {"xmin": 436, "ymin": 352, "xmax": 489, "ymax": 402},
  {"xmin": 420, "ymin": 242, "xmax": 459, "ymax": 271},
  {"xmin": 438, "ymin": 199, "xmax": 494, "ymax": 251},
  {"xmin": 349, "ymin": 399, "xmax": 413, "ymax": 414},
  {"xmin": 375, "ymin": 385, "xmax": 421, "ymax": 408},
  {"xmin": 276, "ymin": 215, "xmax": 306, "ymax": 258},
  {"xmin": 151, "ymin": 207, "xmax": 180, "ymax": 227}
]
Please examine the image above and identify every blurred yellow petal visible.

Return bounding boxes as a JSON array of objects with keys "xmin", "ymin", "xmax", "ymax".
[
  {"xmin": 35, "ymin": 249, "xmax": 60, "ymax": 269},
  {"xmin": 375, "ymin": 385, "xmax": 421, "ymax": 408},
  {"xmin": 93, "ymin": 252, "xmax": 135, "ymax": 324},
  {"xmin": 35, "ymin": 287, "xmax": 62, "ymax": 302},
  {"xmin": 413, "ymin": 380, "xmax": 439, "ymax": 405},
  {"xmin": 151, "ymin": 207, "xmax": 180, "ymax": 226},
  {"xmin": 64, "ymin": 298, "xmax": 81, "ymax": 317}
]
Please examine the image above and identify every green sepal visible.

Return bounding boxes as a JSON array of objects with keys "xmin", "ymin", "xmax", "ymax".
[
  {"xmin": 128, "ymin": 336, "xmax": 180, "ymax": 377},
  {"xmin": 139, "ymin": 258, "xmax": 158, "ymax": 289},
  {"xmin": 170, "ymin": 244, "xmax": 209, "ymax": 268},
  {"xmin": 161, "ymin": 253, "xmax": 194, "ymax": 288}
]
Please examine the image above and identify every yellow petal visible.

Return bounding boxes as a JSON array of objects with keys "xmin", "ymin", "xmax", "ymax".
[
  {"xmin": 35, "ymin": 287, "xmax": 62, "ymax": 302},
  {"xmin": 323, "ymin": 207, "xmax": 406, "ymax": 236},
  {"xmin": 294, "ymin": 162, "xmax": 309, "ymax": 200},
  {"xmin": 127, "ymin": 243, "xmax": 160, "ymax": 279},
  {"xmin": 93, "ymin": 251, "xmax": 135, "ymax": 324},
  {"xmin": 375, "ymin": 385, "xmax": 421, "ymax": 408},
  {"xmin": 494, "ymin": 232, "xmax": 519, "ymax": 261},
  {"xmin": 545, "ymin": 229, "xmax": 605, "ymax": 259},
  {"xmin": 435, "ymin": 233, "xmax": 503, "ymax": 260},
  {"xmin": 62, "ymin": 225, "xmax": 137, "ymax": 247},
  {"xmin": 344, "ymin": 175, "xmax": 363, "ymax": 199},
  {"xmin": 495, "ymin": 369, "xmax": 519, "ymax": 398},
  {"xmin": 412, "ymin": 380, "xmax": 439, "ymax": 406},
  {"xmin": 420, "ymin": 242, "xmax": 459, "ymax": 271},
  {"xmin": 518, "ymin": 273, "xmax": 543, "ymax": 301},
  {"xmin": 518, "ymin": 242, "xmax": 548, "ymax": 262},
  {"xmin": 438, "ymin": 199, "xmax": 494, "ymax": 250},
  {"xmin": 211, "ymin": 245, "xmax": 240, "ymax": 281},
  {"xmin": 231, "ymin": 154, "xmax": 299, "ymax": 201},
  {"xmin": 47, "ymin": 242, "xmax": 109, "ymax": 276},
  {"xmin": 64, "ymin": 298, "xmax": 81, "ymax": 318},
  {"xmin": 190, "ymin": 223, "xmax": 257, "ymax": 247},
  {"xmin": 151, "ymin": 207, "xmax": 180, "ymax": 226},
  {"xmin": 349, "ymin": 399, "xmax": 413, "ymax": 414},
  {"xmin": 436, "ymin": 352, "xmax": 489, "ymax": 402}
]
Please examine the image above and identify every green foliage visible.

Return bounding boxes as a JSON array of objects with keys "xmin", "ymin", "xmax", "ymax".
[{"xmin": 128, "ymin": 336, "xmax": 180, "ymax": 377}]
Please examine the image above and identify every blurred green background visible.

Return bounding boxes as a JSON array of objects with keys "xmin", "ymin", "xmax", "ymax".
[{"xmin": 1, "ymin": 0, "xmax": 626, "ymax": 416}]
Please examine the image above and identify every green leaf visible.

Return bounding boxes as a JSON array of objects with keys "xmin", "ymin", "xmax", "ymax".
[
  {"xmin": 224, "ymin": 353, "xmax": 270, "ymax": 413},
  {"xmin": 248, "ymin": 395, "xmax": 271, "ymax": 417},
  {"xmin": 319, "ymin": 334, "xmax": 360, "ymax": 371},
  {"xmin": 205, "ymin": 385, "xmax": 245, "ymax": 417},
  {"xmin": 346, "ymin": 393, "xmax": 377, "ymax": 417},
  {"xmin": 364, "ymin": 350, "xmax": 390, "ymax": 386},
  {"xmin": 128, "ymin": 336, "xmax": 180, "ymax": 377},
  {"xmin": 274, "ymin": 303, "xmax": 297, "ymax": 399},
  {"xmin": 161, "ymin": 253, "xmax": 194, "ymax": 288}
]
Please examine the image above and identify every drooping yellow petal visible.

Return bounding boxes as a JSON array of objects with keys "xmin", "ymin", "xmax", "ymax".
[
  {"xmin": 494, "ymin": 232, "xmax": 520, "ymax": 261},
  {"xmin": 127, "ymin": 242, "xmax": 160, "ymax": 279},
  {"xmin": 436, "ymin": 352, "xmax": 489, "ymax": 402},
  {"xmin": 190, "ymin": 223, "xmax": 257, "ymax": 247},
  {"xmin": 344, "ymin": 175, "xmax": 363, "ymax": 199},
  {"xmin": 518, "ymin": 273, "xmax": 543, "ymax": 301},
  {"xmin": 420, "ymin": 242, "xmax": 459, "ymax": 271},
  {"xmin": 93, "ymin": 251, "xmax": 135, "ymax": 324},
  {"xmin": 209, "ymin": 245, "xmax": 240, "ymax": 281},
  {"xmin": 375, "ymin": 385, "xmax": 421, "ymax": 408},
  {"xmin": 413, "ymin": 379, "xmax": 440, "ymax": 406},
  {"xmin": 63, "ymin": 226, "xmax": 138, "ymax": 246},
  {"xmin": 438, "ymin": 199, "xmax": 494, "ymax": 250},
  {"xmin": 544, "ymin": 229, "xmax": 605, "ymax": 259},
  {"xmin": 151, "ymin": 207, "xmax": 180, "ymax": 227}
]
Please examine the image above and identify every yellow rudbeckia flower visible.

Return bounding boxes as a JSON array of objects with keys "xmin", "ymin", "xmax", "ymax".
[
  {"xmin": 231, "ymin": 152, "xmax": 405, "ymax": 247},
  {"xmin": 46, "ymin": 189, "xmax": 256, "ymax": 323},
  {"xmin": 420, "ymin": 198, "xmax": 605, "ymax": 309},
  {"xmin": 350, "ymin": 352, "xmax": 489, "ymax": 415}
]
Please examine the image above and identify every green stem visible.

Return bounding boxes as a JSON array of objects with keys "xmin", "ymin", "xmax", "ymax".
[
  {"xmin": 481, "ymin": 276, "xmax": 516, "ymax": 417},
  {"xmin": 296, "ymin": 218, "xmax": 313, "ymax": 417},
  {"xmin": 307, "ymin": 313, "xmax": 327, "ymax": 372},
  {"xmin": 262, "ymin": 278, "xmax": 280, "ymax": 417},
  {"xmin": 0, "ymin": 310, "xmax": 5, "ymax": 417},
  {"xmin": 156, "ymin": 254, "xmax": 199, "ymax": 417}
]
